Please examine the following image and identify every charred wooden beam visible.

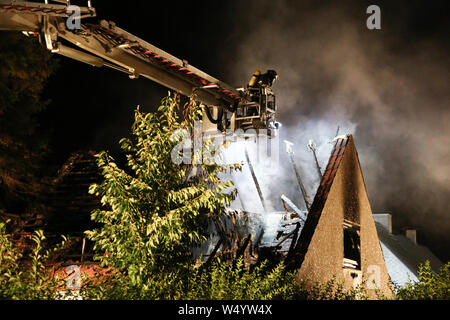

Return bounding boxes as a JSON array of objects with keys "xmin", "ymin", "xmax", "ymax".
[
  {"xmin": 283, "ymin": 141, "xmax": 311, "ymax": 211},
  {"xmin": 308, "ymin": 139, "xmax": 323, "ymax": 181},
  {"xmin": 286, "ymin": 222, "xmax": 301, "ymax": 262},
  {"xmin": 244, "ymin": 148, "xmax": 269, "ymax": 213}
]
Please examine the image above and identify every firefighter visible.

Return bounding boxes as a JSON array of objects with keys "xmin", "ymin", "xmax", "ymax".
[
  {"xmin": 247, "ymin": 69, "xmax": 278, "ymax": 102},
  {"xmin": 248, "ymin": 69, "xmax": 278, "ymax": 88},
  {"xmin": 258, "ymin": 69, "xmax": 278, "ymax": 87}
]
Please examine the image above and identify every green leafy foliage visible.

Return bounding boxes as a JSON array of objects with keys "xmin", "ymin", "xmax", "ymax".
[
  {"xmin": 0, "ymin": 221, "xmax": 68, "ymax": 299},
  {"xmin": 80, "ymin": 257, "xmax": 297, "ymax": 300},
  {"xmin": 78, "ymin": 257, "xmax": 371, "ymax": 300},
  {"xmin": 395, "ymin": 261, "xmax": 450, "ymax": 300},
  {"xmin": 185, "ymin": 258, "xmax": 297, "ymax": 300},
  {"xmin": 85, "ymin": 93, "xmax": 240, "ymax": 297},
  {"xmin": 301, "ymin": 276, "xmax": 368, "ymax": 300}
]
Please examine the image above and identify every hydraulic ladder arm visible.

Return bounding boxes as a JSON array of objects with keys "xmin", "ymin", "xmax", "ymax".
[{"xmin": 0, "ymin": 0, "xmax": 279, "ymax": 135}]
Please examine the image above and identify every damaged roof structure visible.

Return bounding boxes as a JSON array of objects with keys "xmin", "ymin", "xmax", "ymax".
[
  {"xmin": 226, "ymin": 135, "xmax": 392, "ymax": 296},
  {"xmin": 0, "ymin": 151, "xmax": 101, "ymax": 267},
  {"xmin": 219, "ymin": 134, "xmax": 443, "ymax": 297},
  {"xmin": 285, "ymin": 135, "xmax": 392, "ymax": 296}
]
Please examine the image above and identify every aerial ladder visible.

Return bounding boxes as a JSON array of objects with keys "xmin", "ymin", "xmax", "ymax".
[{"xmin": 0, "ymin": 0, "xmax": 279, "ymax": 136}]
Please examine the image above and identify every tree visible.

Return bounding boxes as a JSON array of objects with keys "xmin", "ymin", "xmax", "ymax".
[{"xmin": 85, "ymin": 93, "xmax": 240, "ymax": 298}]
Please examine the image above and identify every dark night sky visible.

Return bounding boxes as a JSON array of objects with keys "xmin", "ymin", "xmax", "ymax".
[{"xmin": 38, "ymin": 1, "xmax": 449, "ymax": 261}]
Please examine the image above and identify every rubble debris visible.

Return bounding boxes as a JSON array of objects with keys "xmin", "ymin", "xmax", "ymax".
[
  {"xmin": 1, "ymin": 151, "xmax": 102, "ymax": 265},
  {"xmin": 280, "ymin": 194, "xmax": 307, "ymax": 222},
  {"xmin": 46, "ymin": 151, "xmax": 102, "ymax": 235}
]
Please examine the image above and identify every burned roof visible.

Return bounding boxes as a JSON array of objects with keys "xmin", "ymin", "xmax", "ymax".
[
  {"xmin": 283, "ymin": 135, "xmax": 351, "ymax": 268},
  {"xmin": 246, "ymin": 135, "xmax": 353, "ymax": 268}
]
